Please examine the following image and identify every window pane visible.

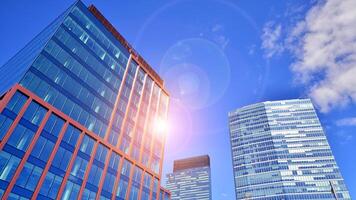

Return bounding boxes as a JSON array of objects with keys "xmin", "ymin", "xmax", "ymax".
[{"xmin": 6, "ymin": 91, "xmax": 28, "ymax": 114}]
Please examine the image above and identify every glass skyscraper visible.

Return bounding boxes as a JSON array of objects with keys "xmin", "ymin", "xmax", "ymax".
[
  {"xmin": 0, "ymin": 1, "xmax": 171, "ymax": 199},
  {"xmin": 166, "ymin": 155, "xmax": 212, "ymax": 200},
  {"xmin": 228, "ymin": 99, "xmax": 350, "ymax": 200}
]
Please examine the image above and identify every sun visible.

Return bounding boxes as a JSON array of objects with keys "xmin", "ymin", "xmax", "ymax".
[{"xmin": 154, "ymin": 117, "xmax": 169, "ymax": 136}]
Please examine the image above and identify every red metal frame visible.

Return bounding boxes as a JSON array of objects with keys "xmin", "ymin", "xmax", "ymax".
[
  {"xmin": 0, "ymin": 82, "xmax": 170, "ymax": 200},
  {"xmin": 2, "ymin": 108, "xmax": 51, "ymax": 199}
]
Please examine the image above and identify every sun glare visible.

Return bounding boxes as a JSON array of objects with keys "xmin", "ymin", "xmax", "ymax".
[{"xmin": 154, "ymin": 118, "xmax": 169, "ymax": 135}]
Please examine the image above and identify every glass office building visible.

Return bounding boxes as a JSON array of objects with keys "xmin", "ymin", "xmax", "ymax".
[
  {"xmin": 228, "ymin": 99, "xmax": 351, "ymax": 200},
  {"xmin": 166, "ymin": 155, "xmax": 212, "ymax": 200},
  {"xmin": 0, "ymin": 1, "xmax": 171, "ymax": 199}
]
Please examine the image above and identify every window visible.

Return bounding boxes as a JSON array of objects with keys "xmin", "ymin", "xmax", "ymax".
[
  {"xmin": 116, "ymin": 179, "xmax": 128, "ymax": 199},
  {"xmin": 108, "ymin": 129, "xmax": 119, "ymax": 146},
  {"xmin": 39, "ymin": 172, "xmax": 62, "ymax": 199},
  {"xmin": 7, "ymin": 124, "xmax": 35, "ymax": 151},
  {"xmin": 114, "ymin": 113, "xmax": 124, "ymax": 129},
  {"xmin": 143, "ymin": 172, "xmax": 151, "ymax": 189},
  {"xmin": 22, "ymin": 101, "xmax": 47, "ymax": 126},
  {"xmin": 82, "ymin": 188, "xmax": 96, "ymax": 200},
  {"xmin": 70, "ymin": 155, "xmax": 88, "ymax": 179},
  {"xmin": 43, "ymin": 113, "xmax": 65, "ymax": 137},
  {"xmin": 6, "ymin": 91, "xmax": 28, "ymax": 114},
  {"xmin": 141, "ymin": 191, "xmax": 149, "ymax": 200},
  {"xmin": 95, "ymin": 144, "xmax": 108, "ymax": 163},
  {"xmin": 129, "ymin": 185, "xmax": 139, "ymax": 200},
  {"xmin": 117, "ymin": 100, "xmax": 127, "ymax": 113},
  {"xmin": 87, "ymin": 164, "xmax": 103, "ymax": 187},
  {"xmin": 152, "ymin": 178, "xmax": 159, "ymax": 198},
  {"xmin": 102, "ymin": 172, "xmax": 116, "ymax": 194},
  {"xmin": 15, "ymin": 162, "xmax": 43, "ymax": 191},
  {"xmin": 108, "ymin": 152, "xmax": 121, "ymax": 171},
  {"xmin": 79, "ymin": 135, "xmax": 95, "ymax": 155},
  {"xmin": 0, "ymin": 115, "xmax": 13, "ymax": 140},
  {"xmin": 141, "ymin": 151, "xmax": 149, "ymax": 167},
  {"xmin": 132, "ymin": 166, "xmax": 142, "ymax": 184},
  {"xmin": 52, "ymin": 146, "xmax": 73, "ymax": 172},
  {"xmin": 0, "ymin": 151, "xmax": 20, "ymax": 182},
  {"xmin": 62, "ymin": 124, "xmax": 80, "ymax": 147},
  {"xmin": 121, "ymin": 159, "xmax": 131, "ymax": 177},
  {"xmin": 131, "ymin": 144, "xmax": 140, "ymax": 161},
  {"xmin": 30, "ymin": 136, "xmax": 55, "ymax": 162},
  {"xmin": 61, "ymin": 180, "xmax": 80, "ymax": 200},
  {"xmin": 119, "ymin": 137, "xmax": 130, "ymax": 154}
]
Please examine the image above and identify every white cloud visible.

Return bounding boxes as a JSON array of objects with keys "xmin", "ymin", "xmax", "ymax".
[
  {"xmin": 336, "ymin": 117, "xmax": 356, "ymax": 126},
  {"xmin": 264, "ymin": 0, "xmax": 356, "ymax": 112},
  {"xmin": 261, "ymin": 21, "xmax": 284, "ymax": 58}
]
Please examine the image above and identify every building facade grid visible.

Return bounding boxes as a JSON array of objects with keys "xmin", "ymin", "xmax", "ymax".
[{"xmin": 228, "ymin": 99, "xmax": 351, "ymax": 200}]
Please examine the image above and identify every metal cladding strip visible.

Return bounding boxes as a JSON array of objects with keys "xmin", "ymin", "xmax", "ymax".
[
  {"xmin": 111, "ymin": 151, "xmax": 125, "ymax": 200},
  {"xmin": 137, "ymin": 163, "xmax": 147, "ymax": 200},
  {"xmin": 148, "ymin": 89, "xmax": 162, "ymax": 176},
  {"xmin": 0, "ymin": 86, "xmax": 17, "ymax": 114},
  {"xmin": 56, "ymin": 129, "xmax": 86, "ymax": 199},
  {"xmin": 127, "ymin": 72, "xmax": 148, "ymax": 200},
  {"xmin": 2, "ymin": 110, "xmax": 52, "ymax": 199},
  {"xmin": 77, "ymin": 140, "xmax": 100, "ymax": 197},
  {"xmin": 135, "ymin": 78, "xmax": 156, "ymax": 200},
  {"xmin": 146, "ymin": 88, "xmax": 162, "ymax": 199},
  {"xmin": 125, "ymin": 157, "xmax": 136, "ymax": 200},
  {"xmin": 147, "ymin": 172, "xmax": 154, "ymax": 200},
  {"xmin": 142, "ymin": 83, "xmax": 156, "ymax": 200},
  {"xmin": 116, "ymin": 58, "xmax": 140, "ymax": 153},
  {"xmin": 158, "ymin": 93, "xmax": 170, "ymax": 185},
  {"xmin": 110, "ymin": 75, "xmax": 152, "ymax": 200},
  {"xmin": 138, "ymin": 85, "xmax": 159, "ymax": 200},
  {"xmin": 137, "ymin": 79, "xmax": 154, "ymax": 165},
  {"xmin": 122, "ymin": 63, "xmax": 141, "ymax": 200},
  {"xmin": 95, "ymin": 150, "xmax": 112, "ymax": 200},
  {"xmin": 0, "ymin": 87, "xmax": 31, "ymax": 150},
  {"xmin": 127, "ymin": 73, "xmax": 147, "ymax": 165},
  {"xmin": 31, "ymin": 122, "xmax": 69, "ymax": 199},
  {"xmin": 103, "ymin": 54, "xmax": 132, "ymax": 142}
]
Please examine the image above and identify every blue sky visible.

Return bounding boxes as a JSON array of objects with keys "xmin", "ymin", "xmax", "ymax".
[{"xmin": 1, "ymin": 0, "xmax": 355, "ymax": 199}]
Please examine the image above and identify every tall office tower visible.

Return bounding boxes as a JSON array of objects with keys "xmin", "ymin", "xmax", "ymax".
[
  {"xmin": 0, "ymin": 1, "xmax": 171, "ymax": 200},
  {"xmin": 166, "ymin": 155, "xmax": 212, "ymax": 200},
  {"xmin": 228, "ymin": 99, "xmax": 351, "ymax": 200}
]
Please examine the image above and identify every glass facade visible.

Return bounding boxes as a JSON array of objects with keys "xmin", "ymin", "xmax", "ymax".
[
  {"xmin": 228, "ymin": 99, "xmax": 351, "ymax": 200},
  {"xmin": 166, "ymin": 155, "xmax": 212, "ymax": 200},
  {"xmin": 0, "ymin": 1, "xmax": 170, "ymax": 199}
]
